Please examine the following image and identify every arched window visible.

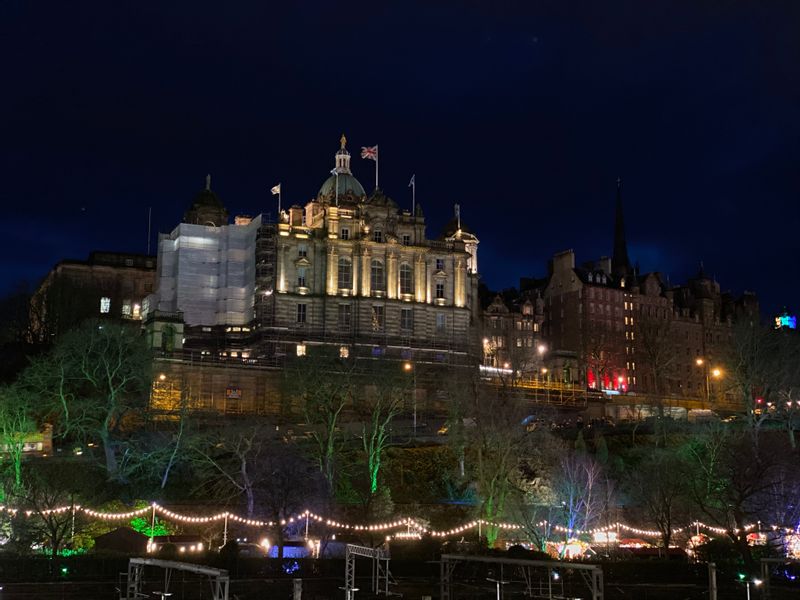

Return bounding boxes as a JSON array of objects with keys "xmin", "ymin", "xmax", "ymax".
[
  {"xmin": 337, "ymin": 257, "xmax": 352, "ymax": 290},
  {"xmin": 399, "ymin": 263, "xmax": 413, "ymax": 295},
  {"xmin": 370, "ymin": 259, "xmax": 385, "ymax": 291}
]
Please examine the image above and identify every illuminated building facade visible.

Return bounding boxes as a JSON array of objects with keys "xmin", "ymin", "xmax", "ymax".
[
  {"xmin": 144, "ymin": 136, "xmax": 481, "ymax": 409},
  {"xmin": 532, "ymin": 182, "xmax": 758, "ymax": 401}
]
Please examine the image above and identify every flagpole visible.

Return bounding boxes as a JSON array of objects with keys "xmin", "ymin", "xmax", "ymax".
[
  {"xmin": 278, "ymin": 188, "xmax": 281, "ymax": 216},
  {"xmin": 375, "ymin": 145, "xmax": 379, "ymax": 190},
  {"xmin": 412, "ymin": 179, "xmax": 416, "ymax": 215}
]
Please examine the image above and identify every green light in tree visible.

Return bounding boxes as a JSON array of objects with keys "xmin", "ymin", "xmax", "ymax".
[{"xmin": 130, "ymin": 516, "xmax": 170, "ymax": 537}]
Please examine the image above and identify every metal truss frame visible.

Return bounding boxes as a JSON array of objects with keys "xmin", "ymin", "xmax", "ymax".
[{"xmin": 124, "ymin": 558, "xmax": 229, "ymax": 600}]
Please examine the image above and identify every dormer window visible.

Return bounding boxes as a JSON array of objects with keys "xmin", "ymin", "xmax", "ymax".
[
  {"xmin": 620, "ymin": 277, "xmax": 626, "ymax": 288},
  {"xmin": 340, "ymin": 227, "xmax": 350, "ymax": 240},
  {"xmin": 373, "ymin": 230, "xmax": 383, "ymax": 243},
  {"xmin": 588, "ymin": 273, "xmax": 593, "ymax": 283},
  {"xmin": 402, "ymin": 234, "xmax": 410, "ymax": 246}
]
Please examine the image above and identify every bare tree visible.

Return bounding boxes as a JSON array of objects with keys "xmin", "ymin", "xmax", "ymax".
[
  {"xmin": 20, "ymin": 320, "xmax": 151, "ymax": 480},
  {"xmin": 625, "ymin": 449, "xmax": 689, "ymax": 550},
  {"xmin": 287, "ymin": 348, "xmax": 357, "ymax": 496},
  {"xmin": 190, "ymin": 420, "xmax": 268, "ymax": 517},
  {"xmin": 460, "ymin": 375, "xmax": 533, "ymax": 546},
  {"xmin": 552, "ymin": 451, "xmax": 605, "ymax": 550},
  {"xmin": 357, "ymin": 362, "xmax": 407, "ymax": 497},
  {"xmin": 684, "ymin": 426, "xmax": 797, "ymax": 569},
  {"xmin": 0, "ymin": 385, "xmax": 37, "ymax": 492}
]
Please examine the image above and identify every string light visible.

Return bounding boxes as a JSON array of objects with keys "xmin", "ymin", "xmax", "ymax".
[{"xmin": 0, "ymin": 502, "xmax": 795, "ymax": 541}]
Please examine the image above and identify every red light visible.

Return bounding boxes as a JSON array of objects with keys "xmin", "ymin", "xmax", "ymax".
[{"xmin": 756, "ymin": 398, "xmax": 764, "ymax": 404}]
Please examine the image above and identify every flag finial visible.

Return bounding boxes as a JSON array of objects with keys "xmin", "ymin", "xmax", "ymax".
[
  {"xmin": 340, "ymin": 133, "xmax": 347, "ymax": 149},
  {"xmin": 205, "ymin": 174, "xmax": 211, "ymax": 191}
]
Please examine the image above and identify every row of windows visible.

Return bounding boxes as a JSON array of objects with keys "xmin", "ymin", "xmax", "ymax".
[
  {"xmin": 295, "ymin": 303, "xmax": 448, "ymax": 332},
  {"xmin": 332, "ymin": 259, "xmax": 447, "ymax": 296},
  {"xmin": 339, "ymin": 228, "xmax": 415, "ymax": 246},
  {"xmin": 99, "ymin": 297, "xmax": 141, "ymax": 319}
]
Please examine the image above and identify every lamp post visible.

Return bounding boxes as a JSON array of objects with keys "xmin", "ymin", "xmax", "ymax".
[
  {"xmin": 746, "ymin": 578, "xmax": 762, "ymax": 600},
  {"xmin": 486, "ymin": 577, "xmax": 509, "ymax": 600},
  {"xmin": 404, "ymin": 362, "xmax": 416, "ymax": 436},
  {"xmin": 696, "ymin": 358, "xmax": 723, "ymax": 406}
]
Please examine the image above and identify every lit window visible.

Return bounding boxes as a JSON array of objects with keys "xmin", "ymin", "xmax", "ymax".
[
  {"xmin": 339, "ymin": 346, "xmax": 349, "ymax": 359},
  {"xmin": 296, "ymin": 304, "xmax": 307, "ymax": 324},
  {"xmin": 338, "ymin": 257, "xmax": 352, "ymax": 290},
  {"xmin": 100, "ymin": 297, "xmax": 111, "ymax": 314},
  {"xmin": 435, "ymin": 282, "xmax": 445, "ymax": 299},
  {"xmin": 340, "ymin": 227, "xmax": 349, "ymax": 240},
  {"xmin": 132, "ymin": 303, "xmax": 141, "ymax": 319},
  {"xmin": 122, "ymin": 300, "xmax": 132, "ymax": 317},
  {"xmin": 370, "ymin": 259, "xmax": 385, "ymax": 291},
  {"xmin": 401, "ymin": 308, "xmax": 413, "ymax": 330},
  {"xmin": 373, "ymin": 230, "xmax": 383, "ymax": 243},
  {"xmin": 296, "ymin": 344, "xmax": 306, "ymax": 357},
  {"xmin": 399, "ymin": 264, "xmax": 413, "ymax": 295}
]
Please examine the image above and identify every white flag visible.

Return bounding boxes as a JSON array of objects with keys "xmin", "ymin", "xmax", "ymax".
[
  {"xmin": 271, "ymin": 184, "xmax": 281, "ymax": 195},
  {"xmin": 408, "ymin": 174, "xmax": 415, "ymax": 187}
]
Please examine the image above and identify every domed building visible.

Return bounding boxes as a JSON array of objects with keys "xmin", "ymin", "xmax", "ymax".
[
  {"xmin": 144, "ymin": 136, "xmax": 481, "ymax": 414},
  {"xmin": 183, "ymin": 175, "xmax": 229, "ymax": 226},
  {"xmin": 316, "ymin": 135, "xmax": 367, "ymax": 203}
]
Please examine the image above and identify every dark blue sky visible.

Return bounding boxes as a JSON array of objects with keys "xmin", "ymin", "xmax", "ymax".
[{"xmin": 2, "ymin": 1, "xmax": 798, "ymax": 315}]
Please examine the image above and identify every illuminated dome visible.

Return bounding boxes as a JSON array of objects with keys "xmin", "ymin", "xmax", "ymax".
[{"xmin": 317, "ymin": 134, "xmax": 367, "ymax": 201}]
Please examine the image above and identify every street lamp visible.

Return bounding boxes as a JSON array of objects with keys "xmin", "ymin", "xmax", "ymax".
[
  {"xmin": 695, "ymin": 358, "xmax": 723, "ymax": 405},
  {"xmin": 403, "ymin": 362, "xmax": 416, "ymax": 436},
  {"xmin": 746, "ymin": 578, "xmax": 762, "ymax": 600},
  {"xmin": 486, "ymin": 577, "xmax": 509, "ymax": 600}
]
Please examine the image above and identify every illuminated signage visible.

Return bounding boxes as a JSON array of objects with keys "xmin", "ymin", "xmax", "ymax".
[{"xmin": 775, "ymin": 313, "xmax": 797, "ymax": 330}]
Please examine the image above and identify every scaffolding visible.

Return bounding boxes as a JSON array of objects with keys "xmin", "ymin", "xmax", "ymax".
[{"xmin": 151, "ymin": 217, "xmax": 261, "ymax": 327}]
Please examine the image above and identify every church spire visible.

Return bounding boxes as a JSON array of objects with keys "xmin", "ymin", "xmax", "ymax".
[{"xmin": 611, "ymin": 177, "xmax": 632, "ymax": 281}]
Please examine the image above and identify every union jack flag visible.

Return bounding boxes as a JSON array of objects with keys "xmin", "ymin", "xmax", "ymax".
[{"xmin": 361, "ymin": 145, "xmax": 378, "ymax": 161}]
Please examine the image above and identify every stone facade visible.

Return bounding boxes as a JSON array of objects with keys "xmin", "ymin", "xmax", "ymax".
[
  {"xmin": 145, "ymin": 136, "xmax": 481, "ymax": 375},
  {"xmin": 31, "ymin": 251, "xmax": 156, "ymax": 341}
]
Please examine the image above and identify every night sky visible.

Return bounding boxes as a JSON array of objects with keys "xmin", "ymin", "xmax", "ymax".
[{"xmin": 2, "ymin": 1, "xmax": 799, "ymax": 316}]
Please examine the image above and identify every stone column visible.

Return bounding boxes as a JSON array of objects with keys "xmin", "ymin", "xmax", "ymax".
[
  {"xmin": 454, "ymin": 257, "xmax": 466, "ymax": 308},
  {"xmin": 387, "ymin": 251, "xmax": 398, "ymax": 300},
  {"xmin": 360, "ymin": 246, "xmax": 371, "ymax": 297},
  {"xmin": 326, "ymin": 244, "xmax": 337, "ymax": 296},
  {"xmin": 415, "ymin": 253, "xmax": 426, "ymax": 303}
]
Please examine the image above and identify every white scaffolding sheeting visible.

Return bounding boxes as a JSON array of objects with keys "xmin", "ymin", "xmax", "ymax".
[{"xmin": 150, "ymin": 216, "xmax": 261, "ymax": 326}]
